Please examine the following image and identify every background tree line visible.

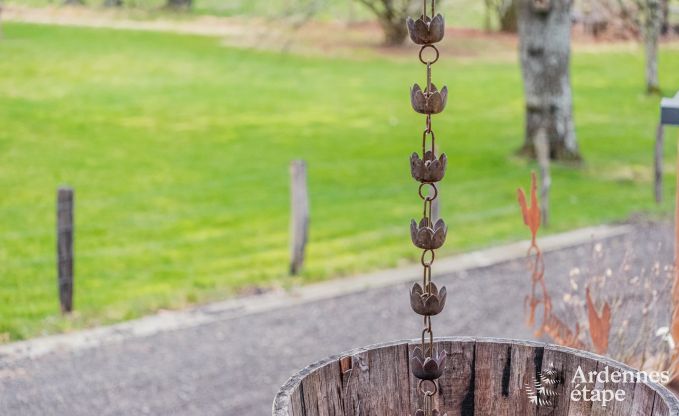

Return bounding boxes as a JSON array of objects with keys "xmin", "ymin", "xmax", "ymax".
[{"xmin": 62, "ymin": 0, "xmax": 191, "ymax": 7}]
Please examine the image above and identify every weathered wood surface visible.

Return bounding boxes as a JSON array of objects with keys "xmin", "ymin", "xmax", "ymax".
[
  {"xmin": 341, "ymin": 343, "xmax": 410, "ymax": 415},
  {"xmin": 273, "ymin": 337, "xmax": 679, "ymax": 416},
  {"xmin": 300, "ymin": 357, "xmax": 344, "ymax": 416},
  {"xmin": 289, "ymin": 160, "xmax": 309, "ymax": 275},
  {"xmin": 568, "ymin": 355, "xmax": 598, "ymax": 415},
  {"xmin": 57, "ymin": 187, "xmax": 74, "ymax": 313},
  {"xmin": 631, "ymin": 382, "xmax": 656, "ymax": 415}
]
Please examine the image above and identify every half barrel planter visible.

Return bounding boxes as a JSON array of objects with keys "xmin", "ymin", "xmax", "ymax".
[{"xmin": 273, "ymin": 337, "xmax": 679, "ymax": 415}]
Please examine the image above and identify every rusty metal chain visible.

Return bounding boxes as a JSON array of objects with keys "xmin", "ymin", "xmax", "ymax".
[{"xmin": 406, "ymin": 1, "xmax": 449, "ymax": 415}]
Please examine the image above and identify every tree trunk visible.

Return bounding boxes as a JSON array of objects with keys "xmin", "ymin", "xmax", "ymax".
[
  {"xmin": 499, "ymin": 0, "xmax": 518, "ymax": 32},
  {"xmin": 356, "ymin": 0, "xmax": 413, "ymax": 46},
  {"xmin": 516, "ymin": 0, "xmax": 581, "ymax": 162},
  {"xmin": 661, "ymin": 0, "xmax": 669, "ymax": 35},
  {"xmin": 103, "ymin": 0, "xmax": 123, "ymax": 6},
  {"xmin": 643, "ymin": 0, "xmax": 662, "ymax": 94},
  {"xmin": 379, "ymin": 17, "xmax": 409, "ymax": 46},
  {"xmin": 63, "ymin": 0, "xmax": 84, "ymax": 5},
  {"xmin": 165, "ymin": 0, "xmax": 192, "ymax": 9},
  {"xmin": 484, "ymin": 0, "xmax": 494, "ymax": 31}
]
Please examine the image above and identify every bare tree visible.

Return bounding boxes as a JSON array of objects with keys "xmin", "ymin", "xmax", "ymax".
[
  {"xmin": 356, "ymin": 0, "xmax": 419, "ymax": 45},
  {"xmin": 580, "ymin": 0, "xmax": 663, "ymax": 93},
  {"xmin": 660, "ymin": 0, "xmax": 669, "ymax": 35},
  {"xmin": 484, "ymin": 0, "xmax": 518, "ymax": 32},
  {"xmin": 516, "ymin": 0, "xmax": 581, "ymax": 161},
  {"xmin": 166, "ymin": 0, "xmax": 192, "ymax": 9},
  {"xmin": 484, "ymin": 0, "xmax": 494, "ymax": 30},
  {"xmin": 639, "ymin": 0, "xmax": 662, "ymax": 93}
]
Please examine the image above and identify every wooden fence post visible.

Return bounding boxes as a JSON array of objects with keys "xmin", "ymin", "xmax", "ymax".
[
  {"xmin": 289, "ymin": 161, "xmax": 309, "ymax": 275},
  {"xmin": 57, "ymin": 187, "xmax": 74, "ymax": 313},
  {"xmin": 655, "ymin": 123, "xmax": 665, "ymax": 203}
]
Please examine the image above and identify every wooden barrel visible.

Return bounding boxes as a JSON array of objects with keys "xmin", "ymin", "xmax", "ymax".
[{"xmin": 273, "ymin": 337, "xmax": 679, "ymax": 415}]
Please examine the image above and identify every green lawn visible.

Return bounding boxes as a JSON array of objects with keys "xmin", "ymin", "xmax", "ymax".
[
  {"xmin": 0, "ymin": 22, "xmax": 678, "ymax": 341},
  {"xmin": 5, "ymin": 0, "xmax": 489, "ymax": 29}
]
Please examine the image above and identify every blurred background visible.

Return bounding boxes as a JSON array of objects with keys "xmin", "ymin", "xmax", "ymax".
[{"xmin": 1, "ymin": 0, "xmax": 679, "ymax": 413}]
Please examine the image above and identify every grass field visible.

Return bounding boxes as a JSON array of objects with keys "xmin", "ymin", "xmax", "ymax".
[
  {"xmin": 0, "ymin": 22, "xmax": 678, "ymax": 341},
  {"xmin": 5, "ymin": 0, "xmax": 489, "ymax": 29}
]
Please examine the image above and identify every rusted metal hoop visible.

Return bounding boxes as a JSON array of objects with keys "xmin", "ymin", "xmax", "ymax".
[
  {"xmin": 418, "ymin": 182, "xmax": 438, "ymax": 201},
  {"xmin": 417, "ymin": 379, "xmax": 438, "ymax": 396},
  {"xmin": 421, "ymin": 249, "xmax": 435, "ymax": 266},
  {"xmin": 419, "ymin": 44, "xmax": 440, "ymax": 65}
]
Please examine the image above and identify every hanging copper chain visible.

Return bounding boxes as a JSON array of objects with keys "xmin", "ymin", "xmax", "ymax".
[
  {"xmin": 416, "ymin": 0, "xmax": 440, "ymax": 360},
  {"xmin": 406, "ymin": 1, "xmax": 449, "ymax": 415}
]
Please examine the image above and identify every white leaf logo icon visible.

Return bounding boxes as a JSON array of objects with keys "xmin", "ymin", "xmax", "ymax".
[{"xmin": 524, "ymin": 367, "xmax": 560, "ymax": 407}]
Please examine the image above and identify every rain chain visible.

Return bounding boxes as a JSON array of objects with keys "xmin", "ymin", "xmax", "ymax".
[{"xmin": 406, "ymin": 1, "xmax": 448, "ymax": 415}]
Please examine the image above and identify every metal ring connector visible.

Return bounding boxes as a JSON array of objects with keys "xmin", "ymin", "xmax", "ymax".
[
  {"xmin": 421, "ymin": 249, "xmax": 435, "ymax": 267},
  {"xmin": 419, "ymin": 44, "xmax": 439, "ymax": 65},
  {"xmin": 418, "ymin": 183, "xmax": 438, "ymax": 201},
  {"xmin": 417, "ymin": 379, "xmax": 438, "ymax": 396}
]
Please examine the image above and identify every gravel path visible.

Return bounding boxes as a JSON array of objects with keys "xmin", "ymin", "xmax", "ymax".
[{"xmin": 0, "ymin": 222, "xmax": 673, "ymax": 416}]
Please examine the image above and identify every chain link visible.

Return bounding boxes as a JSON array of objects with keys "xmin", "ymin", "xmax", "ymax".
[
  {"xmin": 409, "ymin": 1, "xmax": 446, "ymax": 415},
  {"xmin": 422, "ymin": 128, "xmax": 435, "ymax": 155}
]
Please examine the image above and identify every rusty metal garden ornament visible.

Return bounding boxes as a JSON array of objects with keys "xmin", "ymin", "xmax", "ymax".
[
  {"xmin": 410, "ymin": 151, "xmax": 447, "ymax": 183},
  {"xmin": 411, "ymin": 84, "xmax": 448, "ymax": 114},
  {"xmin": 410, "ymin": 346, "xmax": 447, "ymax": 380},
  {"xmin": 411, "ymin": 218, "xmax": 447, "ymax": 250},
  {"xmin": 406, "ymin": 1, "xmax": 448, "ymax": 415},
  {"xmin": 407, "ymin": 14, "xmax": 445, "ymax": 45},
  {"xmin": 410, "ymin": 282, "xmax": 447, "ymax": 316}
]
